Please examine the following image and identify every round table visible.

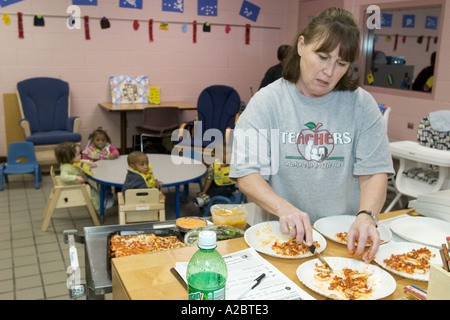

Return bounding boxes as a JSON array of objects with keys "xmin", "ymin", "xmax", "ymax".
[{"xmin": 88, "ymin": 154, "xmax": 206, "ymax": 219}]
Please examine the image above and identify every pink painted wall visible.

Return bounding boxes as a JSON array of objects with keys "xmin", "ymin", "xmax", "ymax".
[{"xmin": 0, "ymin": 0, "xmax": 298, "ymax": 155}]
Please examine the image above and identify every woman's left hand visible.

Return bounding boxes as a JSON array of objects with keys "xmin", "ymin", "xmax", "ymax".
[{"xmin": 346, "ymin": 214, "xmax": 380, "ymax": 263}]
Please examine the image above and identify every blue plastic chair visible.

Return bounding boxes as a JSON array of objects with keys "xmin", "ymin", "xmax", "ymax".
[{"xmin": 0, "ymin": 142, "xmax": 41, "ymax": 191}]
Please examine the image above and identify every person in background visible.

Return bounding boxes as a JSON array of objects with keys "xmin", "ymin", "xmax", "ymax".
[
  {"xmin": 230, "ymin": 7, "xmax": 394, "ymax": 263},
  {"xmin": 54, "ymin": 142, "xmax": 100, "ymax": 210},
  {"xmin": 193, "ymin": 153, "xmax": 236, "ymax": 209},
  {"xmin": 122, "ymin": 151, "xmax": 163, "ymax": 197},
  {"xmin": 259, "ymin": 44, "xmax": 292, "ymax": 90},
  {"xmin": 82, "ymin": 127, "xmax": 119, "ymax": 161},
  {"xmin": 412, "ymin": 51, "xmax": 436, "ymax": 92}
]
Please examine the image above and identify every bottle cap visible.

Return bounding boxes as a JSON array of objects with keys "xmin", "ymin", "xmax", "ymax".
[{"xmin": 198, "ymin": 230, "xmax": 216, "ymax": 249}]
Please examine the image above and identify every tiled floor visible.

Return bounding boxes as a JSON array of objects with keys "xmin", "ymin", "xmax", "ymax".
[
  {"xmin": 0, "ymin": 171, "xmax": 404, "ymax": 300},
  {"xmin": 0, "ymin": 172, "xmax": 201, "ymax": 300}
]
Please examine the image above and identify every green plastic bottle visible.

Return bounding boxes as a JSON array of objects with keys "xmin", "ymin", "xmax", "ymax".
[{"xmin": 187, "ymin": 230, "xmax": 228, "ymax": 300}]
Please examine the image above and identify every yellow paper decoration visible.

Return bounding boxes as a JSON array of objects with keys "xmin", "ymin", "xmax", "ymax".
[{"xmin": 149, "ymin": 87, "xmax": 161, "ymax": 105}]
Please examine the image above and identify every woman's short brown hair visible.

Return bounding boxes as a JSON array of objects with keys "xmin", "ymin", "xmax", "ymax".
[{"xmin": 282, "ymin": 7, "xmax": 360, "ymax": 91}]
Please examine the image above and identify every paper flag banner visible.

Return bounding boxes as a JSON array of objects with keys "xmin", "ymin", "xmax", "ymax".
[
  {"xmin": 0, "ymin": 0, "xmax": 23, "ymax": 7},
  {"xmin": 239, "ymin": 0, "xmax": 260, "ymax": 22},
  {"xmin": 2, "ymin": 13, "xmax": 10, "ymax": 25},
  {"xmin": 198, "ymin": 0, "xmax": 217, "ymax": 16},
  {"xmin": 381, "ymin": 13, "xmax": 392, "ymax": 27},
  {"xmin": 73, "ymin": 0, "xmax": 97, "ymax": 5},
  {"xmin": 84, "ymin": 15, "xmax": 90, "ymax": 40},
  {"xmin": 162, "ymin": 0, "xmax": 184, "ymax": 13},
  {"xmin": 17, "ymin": 11, "xmax": 23, "ymax": 38},
  {"xmin": 402, "ymin": 14, "xmax": 415, "ymax": 28},
  {"xmin": 181, "ymin": 22, "xmax": 188, "ymax": 33},
  {"xmin": 425, "ymin": 16, "xmax": 438, "ymax": 30},
  {"xmin": 120, "ymin": 0, "xmax": 143, "ymax": 10},
  {"xmin": 149, "ymin": 19, "xmax": 153, "ymax": 41},
  {"xmin": 193, "ymin": 20, "xmax": 197, "ymax": 43},
  {"xmin": 160, "ymin": 21, "xmax": 169, "ymax": 30}
]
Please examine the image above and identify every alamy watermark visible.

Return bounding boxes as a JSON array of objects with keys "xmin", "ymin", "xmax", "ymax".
[
  {"xmin": 366, "ymin": 5, "xmax": 381, "ymax": 30},
  {"xmin": 170, "ymin": 122, "xmax": 280, "ymax": 176},
  {"xmin": 66, "ymin": 5, "xmax": 81, "ymax": 30}
]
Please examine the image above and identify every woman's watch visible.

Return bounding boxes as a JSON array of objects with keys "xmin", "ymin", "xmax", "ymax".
[{"xmin": 357, "ymin": 210, "xmax": 378, "ymax": 227}]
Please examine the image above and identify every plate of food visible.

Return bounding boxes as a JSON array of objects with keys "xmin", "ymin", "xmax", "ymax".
[
  {"xmin": 313, "ymin": 215, "xmax": 392, "ymax": 245},
  {"xmin": 373, "ymin": 242, "xmax": 441, "ymax": 281},
  {"xmin": 244, "ymin": 221, "xmax": 326, "ymax": 259},
  {"xmin": 296, "ymin": 257, "xmax": 396, "ymax": 300}
]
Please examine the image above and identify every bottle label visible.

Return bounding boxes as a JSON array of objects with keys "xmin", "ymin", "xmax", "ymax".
[{"xmin": 188, "ymin": 284, "xmax": 225, "ymax": 300}]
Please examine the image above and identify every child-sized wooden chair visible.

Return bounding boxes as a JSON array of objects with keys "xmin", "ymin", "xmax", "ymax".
[
  {"xmin": 41, "ymin": 166, "xmax": 100, "ymax": 231},
  {"xmin": 118, "ymin": 188, "xmax": 165, "ymax": 224}
]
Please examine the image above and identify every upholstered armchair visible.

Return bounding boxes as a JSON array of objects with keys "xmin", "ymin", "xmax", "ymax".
[
  {"xmin": 16, "ymin": 77, "xmax": 82, "ymax": 165},
  {"xmin": 17, "ymin": 77, "xmax": 82, "ymax": 144}
]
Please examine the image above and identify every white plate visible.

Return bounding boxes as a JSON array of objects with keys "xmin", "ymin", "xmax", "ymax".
[
  {"xmin": 244, "ymin": 221, "xmax": 326, "ymax": 259},
  {"xmin": 313, "ymin": 215, "xmax": 392, "ymax": 245},
  {"xmin": 389, "ymin": 216, "xmax": 450, "ymax": 248},
  {"xmin": 296, "ymin": 257, "xmax": 396, "ymax": 300},
  {"xmin": 374, "ymin": 242, "xmax": 441, "ymax": 281}
]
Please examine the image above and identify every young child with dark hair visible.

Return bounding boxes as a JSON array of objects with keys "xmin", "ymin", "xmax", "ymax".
[
  {"xmin": 82, "ymin": 127, "xmax": 119, "ymax": 161},
  {"xmin": 122, "ymin": 151, "xmax": 163, "ymax": 197},
  {"xmin": 54, "ymin": 142, "xmax": 100, "ymax": 210}
]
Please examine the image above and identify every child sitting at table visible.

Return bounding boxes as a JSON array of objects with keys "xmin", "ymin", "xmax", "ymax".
[
  {"xmin": 54, "ymin": 142, "xmax": 101, "ymax": 210},
  {"xmin": 193, "ymin": 152, "xmax": 236, "ymax": 208},
  {"xmin": 122, "ymin": 151, "xmax": 163, "ymax": 197},
  {"xmin": 82, "ymin": 127, "xmax": 119, "ymax": 161}
]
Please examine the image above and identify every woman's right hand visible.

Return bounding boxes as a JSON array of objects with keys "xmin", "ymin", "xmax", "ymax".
[
  {"xmin": 238, "ymin": 173, "xmax": 314, "ymax": 246},
  {"xmin": 279, "ymin": 207, "xmax": 313, "ymax": 246}
]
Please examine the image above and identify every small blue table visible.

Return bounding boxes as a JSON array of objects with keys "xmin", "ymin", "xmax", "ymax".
[{"xmin": 88, "ymin": 154, "xmax": 206, "ymax": 220}]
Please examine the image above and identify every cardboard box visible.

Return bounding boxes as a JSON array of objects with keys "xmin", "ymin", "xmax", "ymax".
[{"xmin": 427, "ymin": 264, "xmax": 450, "ymax": 300}]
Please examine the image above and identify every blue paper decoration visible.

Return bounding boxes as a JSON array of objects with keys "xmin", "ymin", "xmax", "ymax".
[
  {"xmin": 239, "ymin": 0, "xmax": 260, "ymax": 23},
  {"xmin": 162, "ymin": 0, "xmax": 184, "ymax": 13},
  {"xmin": 0, "ymin": 0, "xmax": 23, "ymax": 7},
  {"xmin": 198, "ymin": 0, "xmax": 217, "ymax": 16},
  {"xmin": 402, "ymin": 14, "xmax": 415, "ymax": 28},
  {"xmin": 119, "ymin": 0, "xmax": 143, "ymax": 10},
  {"xmin": 381, "ymin": 13, "xmax": 392, "ymax": 28},
  {"xmin": 425, "ymin": 16, "xmax": 438, "ymax": 30},
  {"xmin": 73, "ymin": 0, "xmax": 97, "ymax": 5}
]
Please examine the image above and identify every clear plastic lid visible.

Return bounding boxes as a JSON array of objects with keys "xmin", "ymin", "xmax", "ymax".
[{"xmin": 198, "ymin": 230, "xmax": 216, "ymax": 249}]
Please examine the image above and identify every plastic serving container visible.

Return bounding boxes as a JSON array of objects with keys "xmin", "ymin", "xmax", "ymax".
[
  {"xmin": 184, "ymin": 225, "xmax": 245, "ymax": 246},
  {"xmin": 176, "ymin": 217, "xmax": 207, "ymax": 233},
  {"xmin": 210, "ymin": 204, "xmax": 248, "ymax": 230}
]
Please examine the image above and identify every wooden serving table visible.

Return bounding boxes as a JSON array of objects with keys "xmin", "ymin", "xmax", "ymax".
[
  {"xmin": 111, "ymin": 209, "xmax": 427, "ymax": 300},
  {"xmin": 98, "ymin": 101, "xmax": 196, "ymax": 154}
]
